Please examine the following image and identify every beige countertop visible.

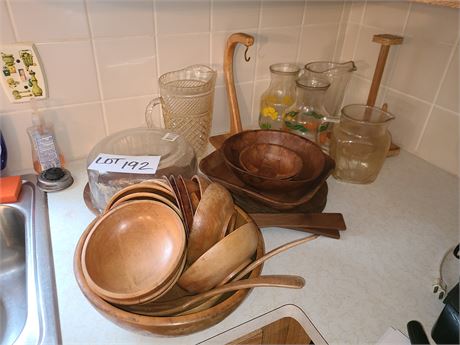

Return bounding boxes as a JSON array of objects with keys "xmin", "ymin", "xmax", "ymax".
[{"xmin": 47, "ymin": 150, "xmax": 459, "ymax": 344}]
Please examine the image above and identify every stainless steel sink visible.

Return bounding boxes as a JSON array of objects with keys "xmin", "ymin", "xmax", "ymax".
[{"xmin": 0, "ymin": 175, "xmax": 60, "ymax": 345}]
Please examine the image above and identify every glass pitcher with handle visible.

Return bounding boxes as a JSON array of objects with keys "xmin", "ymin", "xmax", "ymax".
[
  {"xmin": 329, "ymin": 104, "xmax": 395, "ymax": 184},
  {"xmin": 304, "ymin": 61, "xmax": 356, "ymax": 117},
  {"xmin": 145, "ymin": 64, "xmax": 217, "ymax": 157}
]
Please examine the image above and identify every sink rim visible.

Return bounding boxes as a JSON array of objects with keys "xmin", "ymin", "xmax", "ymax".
[{"xmin": 1, "ymin": 174, "xmax": 61, "ymax": 345}]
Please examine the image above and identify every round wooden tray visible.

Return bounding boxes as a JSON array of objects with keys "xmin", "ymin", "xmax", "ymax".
[{"xmin": 74, "ymin": 206, "xmax": 265, "ymax": 336}]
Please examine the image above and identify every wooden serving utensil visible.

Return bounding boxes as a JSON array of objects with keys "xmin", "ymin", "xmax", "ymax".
[
  {"xmin": 250, "ymin": 212, "xmax": 345, "ymax": 239},
  {"xmin": 122, "ymin": 275, "xmax": 305, "ymax": 317},
  {"xmin": 209, "ymin": 32, "xmax": 254, "ymax": 149}
]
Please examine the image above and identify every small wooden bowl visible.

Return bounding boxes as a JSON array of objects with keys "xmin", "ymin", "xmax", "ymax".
[
  {"xmin": 81, "ymin": 200, "xmax": 186, "ymax": 304},
  {"xmin": 221, "ymin": 130, "xmax": 326, "ymax": 192},
  {"xmin": 186, "ymin": 182, "xmax": 235, "ymax": 265},
  {"xmin": 104, "ymin": 180, "xmax": 176, "ymax": 213},
  {"xmin": 178, "ymin": 221, "xmax": 259, "ymax": 294},
  {"xmin": 239, "ymin": 143, "xmax": 303, "ymax": 180},
  {"xmin": 74, "ymin": 207, "xmax": 265, "ymax": 336},
  {"xmin": 109, "ymin": 192, "xmax": 183, "ymax": 222}
]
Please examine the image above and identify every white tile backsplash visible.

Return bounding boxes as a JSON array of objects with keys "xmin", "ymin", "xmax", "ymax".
[
  {"xmin": 299, "ymin": 24, "xmax": 340, "ymax": 63},
  {"xmin": 0, "ymin": 111, "xmax": 34, "ymax": 172},
  {"xmin": 363, "ymin": 1, "xmax": 409, "ymax": 34},
  {"xmin": 436, "ymin": 43, "xmax": 459, "ymax": 113},
  {"xmin": 260, "ymin": 0, "xmax": 305, "ymax": 28},
  {"xmin": 155, "ymin": 0, "xmax": 211, "ymax": 35},
  {"xmin": 35, "ymin": 41, "xmax": 100, "ymax": 107},
  {"xmin": 86, "ymin": 0, "xmax": 154, "ymax": 38},
  {"xmin": 9, "ymin": 0, "xmax": 89, "ymax": 42},
  {"xmin": 304, "ymin": 1, "xmax": 344, "ymax": 25},
  {"xmin": 0, "ymin": 0, "xmax": 458, "ymax": 176},
  {"xmin": 212, "ymin": 0, "xmax": 260, "ymax": 32},
  {"xmin": 256, "ymin": 27, "xmax": 301, "ymax": 79},
  {"xmin": 416, "ymin": 107, "xmax": 459, "ymax": 176},
  {"xmin": 157, "ymin": 33, "xmax": 210, "ymax": 75},
  {"xmin": 95, "ymin": 36, "xmax": 157, "ymax": 99},
  {"xmin": 387, "ymin": 37, "xmax": 453, "ymax": 102},
  {"xmin": 0, "ymin": 0, "xmax": 15, "ymax": 44},
  {"xmin": 385, "ymin": 89, "xmax": 432, "ymax": 152},
  {"xmin": 405, "ymin": 3, "xmax": 459, "ymax": 44},
  {"xmin": 41, "ymin": 103, "xmax": 105, "ymax": 161},
  {"xmin": 104, "ymin": 96, "xmax": 154, "ymax": 134}
]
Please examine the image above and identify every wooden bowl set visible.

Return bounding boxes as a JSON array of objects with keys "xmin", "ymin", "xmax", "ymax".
[
  {"xmin": 74, "ymin": 177, "xmax": 267, "ymax": 335},
  {"xmin": 201, "ymin": 129, "xmax": 334, "ymax": 211}
]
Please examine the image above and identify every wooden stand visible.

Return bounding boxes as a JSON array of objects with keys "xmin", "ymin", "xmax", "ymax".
[
  {"xmin": 209, "ymin": 33, "xmax": 254, "ymax": 149},
  {"xmin": 367, "ymin": 34, "xmax": 403, "ymax": 157}
]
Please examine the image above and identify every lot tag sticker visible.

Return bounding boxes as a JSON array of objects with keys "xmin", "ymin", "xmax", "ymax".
[{"xmin": 88, "ymin": 154, "xmax": 160, "ymax": 174}]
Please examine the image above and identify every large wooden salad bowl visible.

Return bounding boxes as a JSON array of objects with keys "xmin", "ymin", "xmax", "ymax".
[{"xmin": 74, "ymin": 206, "xmax": 265, "ymax": 336}]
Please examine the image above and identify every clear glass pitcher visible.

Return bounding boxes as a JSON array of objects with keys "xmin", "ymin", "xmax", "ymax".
[
  {"xmin": 283, "ymin": 77, "xmax": 331, "ymax": 152},
  {"xmin": 304, "ymin": 61, "xmax": 356, "ymax": 117},
  {"xmin": 145, "ymin": 64, "xmax": 217, "ymax": 157},
  {"xmin": 329, "ymin": 104, "xmax": 395, "ymax": 184},
  {"xmin": 258, "ymin": 63, "xmax": 300, "ymax": 130}
]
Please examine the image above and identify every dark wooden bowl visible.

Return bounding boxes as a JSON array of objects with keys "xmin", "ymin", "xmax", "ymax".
[
  {"xmin": 239, "ymin": 143, "xmax": 303, "ymax": 180},
  {"xmin": 74, "ymin": 207, "xmax": 265, "ymax": 336},
  {"xmin": 221, "ymin": 130, "xmax": 326, "ymax": 192}
]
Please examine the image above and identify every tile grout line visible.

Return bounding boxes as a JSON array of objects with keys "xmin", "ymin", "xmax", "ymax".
[
  {"xmin": 249, "ymin": 0, "xmax": 264, "ymax": 123},
  {"xmin": 152, "ymin": 0, "xmax": 164, "ymax": 128},
  {"xmin": 351, "ymin": 73, "xmax": 458, "ymax": 114},
  {"xmin": 295, "ymin": 0, "xmax": 307, "ymax": 63},
  {"xmin": 331, "ymin": 0, "xmax": 347, "ymax": 61},
  {"xmin": 209, "ymin": 0, "xmax": 213, "ymax": 67},
  {"xmin": 351, "ymin": 0, "xmax": 367, "ymax": 61},
  {"xmin": 414, "ymin": 36, "xmax": 460, "ymax": 151},
  {"xmin": 5, "ymin": 0, "xmax": 20, "ymax": 42},
  {"xmin": 83, "ymin": 0, "xmax": 109, "ymax": 137},
  {"xmin": 380, "ymin": 2, "xmax": 412, "ymax": 103}
]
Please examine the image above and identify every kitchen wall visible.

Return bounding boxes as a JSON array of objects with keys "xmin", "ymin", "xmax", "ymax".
[
  {"xmin": 340, "ymin": 1, "xmax": 460, "ymax": 176},
  {"xmin": 0, "ymin": 0, "xmax": 458, "ymax": 177}
]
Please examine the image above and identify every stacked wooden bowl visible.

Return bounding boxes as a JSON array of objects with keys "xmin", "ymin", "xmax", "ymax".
[
  {"xmin": 221, "ymin": 130, "xmax": 326, "ymax": 192},
  {"xmin": 74, "ymin": 177, "xmax": 267, "ymax": 336}
]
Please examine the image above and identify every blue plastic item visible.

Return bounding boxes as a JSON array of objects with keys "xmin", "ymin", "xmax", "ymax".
[{"xmin": 0, "ymin": 131, "xmax": 7, "ymax": 170}]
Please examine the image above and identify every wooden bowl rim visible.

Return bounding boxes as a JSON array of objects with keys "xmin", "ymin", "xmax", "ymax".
[
  {"xmin": 104, "ymin": 181, "xmax": 176, "ymax": 213},
  {"xmin": 109, "ymin": 192, "xmax": 183, "ymax": 222},
  {"xmin": 222, "ymin": 129, "xmax": 325, "ymax": 183},
  {"xmin": 81, "ymin": 200, "xmax": 186, "ymax": 300},
  {"xmin": 74, "ymin": 207, "xmax": 265, "ymax": 331}
]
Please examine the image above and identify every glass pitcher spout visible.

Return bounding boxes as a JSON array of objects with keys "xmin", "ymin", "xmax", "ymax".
[
  {"xmin": 303, "ymin": 60, "xmax": 357, "ymax": 117},
  {"xmin": 305, "ymin": 60, "xmax": 357, "ymax": 74}
]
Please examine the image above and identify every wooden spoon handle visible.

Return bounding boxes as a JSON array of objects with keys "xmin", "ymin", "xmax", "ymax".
[
  {"xmin": 234, "ymin": 235, "xmax": 319, "ymax": 281},
  {"xmin": 124, "ymin": 275, "xmax": 304, "ymax": 317}
]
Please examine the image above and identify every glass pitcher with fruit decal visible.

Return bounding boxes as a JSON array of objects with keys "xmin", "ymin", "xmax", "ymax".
[
  {"xmin": 258, "ymin": 63, "xmax": 300, "ymax": 130},
  {"xmin": 283, "ymin": 77, "xmax": 333, "ymax": 152}
]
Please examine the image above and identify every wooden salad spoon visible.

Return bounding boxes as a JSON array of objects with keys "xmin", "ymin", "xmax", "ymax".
[{"xmin": 122, "ymin": 275, "xmax": 304, "ymax": 317}]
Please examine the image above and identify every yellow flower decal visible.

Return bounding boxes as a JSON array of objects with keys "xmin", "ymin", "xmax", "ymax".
[{"xmin": 261, "ymin": 106, "xmax": 278, "ymax": 120}]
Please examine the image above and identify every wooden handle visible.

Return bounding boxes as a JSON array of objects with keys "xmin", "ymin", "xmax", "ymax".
[
  {"xmin": 233, "ymin": 235, "xmax": 319, "ymax": 282},
  {"xmin": 367, "ymin": 34, "xmax": 403, "ymax": 107},
  {"xmin": 224, "ymin": 33, "xmax": 254, "ymax": 134},
  {"xmin": 124, "ymin": 275, "xmax": 304, "ymax": 316},
  {"xmin": 250, "ymin": 212, "xmax": 346, "ymax": 230}
]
